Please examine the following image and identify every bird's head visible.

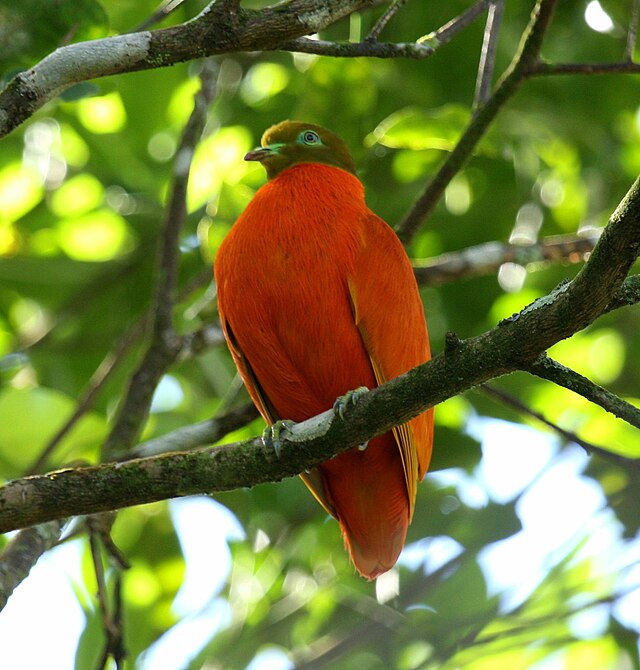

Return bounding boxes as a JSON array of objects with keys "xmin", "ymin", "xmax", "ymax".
[{"xmin": 244, "ymin": 121, "xmax": 357, "ymax": 180}]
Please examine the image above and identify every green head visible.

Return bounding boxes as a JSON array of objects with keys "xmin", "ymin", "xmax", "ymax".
[{"xmin": 245, "ymin": 120, "xmax": 357, "ymax": 180}]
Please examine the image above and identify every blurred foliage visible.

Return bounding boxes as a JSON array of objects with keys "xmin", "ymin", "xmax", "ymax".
[{"xmin": 0, "ymin": 1, "xmax": 640, "ymax": 669}]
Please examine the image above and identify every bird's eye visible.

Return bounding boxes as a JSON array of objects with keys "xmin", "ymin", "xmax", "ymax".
[{"xmin": 300, "ymin": 130, "xmax": 321, "ymax": 145}]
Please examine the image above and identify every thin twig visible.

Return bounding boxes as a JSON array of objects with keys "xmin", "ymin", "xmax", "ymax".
[
  {"xmin": 367, "ymin": 0, "xmax": 410, "ymax": 41},
  {"xmin": 26, "ymin": 269, "xmax": 216, "ymax": 473},
  {"xmin": 626, "ymin": 0, "xmax": 640, "ymax": 61},
  {"xmin": 103, "ymin": 60, "xmax": 219, "ymax": 458},
  {"xmin": 89, "ymin": 520, "xmax": 127, "ymax": 670},
  {"xmin": 478, "ymin": 383, "xmax": 638, "ymax": 467},
  {"xmin": 280, "ymin": 37, "xmax": 436, "ymax": 59},
  {"xmin": 128, "ymin": 403, "xmax": 260, "ymax": 459},
  {"xmin": 473, "ymin": 0, "xmax": 504, "ymax": 109},
  {"xmin": 526, "ymin": 355, "xmax": 640, "ymax": 431},
  {"xmin": 413, "ymin": 231, "xmax": 600, "ymax": 286},
  {"xmin": 397, "ymin": 0, "xmax": 560, "ymax": 243},
  {"xmin": 424, "ymin": 0, "xmax": 492, "ymax": 46},
  {"xmin": 531, "ymin": 61, "xmax": 640, "ymax": 75},
  {"xmin": 26, "ymin": 317, "xmax": 149, "ymax": 475},
  {"xmin": 280, "ymin": 0, "xmax": 491, "ymax": 60},
  {"xmin": 131, "ymin": 0, "xmax": 187, "ymax": 33}
]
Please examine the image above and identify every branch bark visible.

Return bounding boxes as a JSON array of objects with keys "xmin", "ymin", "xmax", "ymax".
[{"xmin": 0, "ymin": 0, "xmax": 375, "ymax": 138}]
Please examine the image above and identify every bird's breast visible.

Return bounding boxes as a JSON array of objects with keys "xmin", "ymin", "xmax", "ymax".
[{"xmin": 216, "ymin": 171, "xmax": 374, "ymax": 418}]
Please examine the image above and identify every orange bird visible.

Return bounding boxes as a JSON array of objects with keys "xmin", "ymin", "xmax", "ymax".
[{"xmin": 214, "ymin": 121, "xmax": 434, "ymax": 579}]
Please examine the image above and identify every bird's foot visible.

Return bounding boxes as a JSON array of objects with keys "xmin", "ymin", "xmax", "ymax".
[
  {"xmin": 333, "ymin": 386, "xmax": 369, "ymax": 419},
  {"xmin": 262, "ymin": 419, "xmax": 295, "ymax": 458},
  {"xmin": 334, "ymin": 387, "xmax": 370, "ymax": 453}
]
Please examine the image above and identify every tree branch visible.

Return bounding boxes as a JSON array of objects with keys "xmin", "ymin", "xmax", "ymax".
[
  {"xmin": 103, "ymin": 61, "xmax": 218, "ymax": 458},
  {"xmin": 128, "ymin": 403, "xmax": 260, "ymax": 459},
  {"xmin": 479, "ymin": 383, "xmax": 639, "ymax": 467},
  {"xmin": 1, "ymin": 172, "xmax": 639, "ymax": 533},
  {"xmin": 413, "ymin": 232, "xmax": 600, "ymax": 286},
  {"xmin": 397, "ymin": 0, "xmax": 559, "ymax": 243},
  {"xmin": 526, "ymin": 355, "xmax": 640, "ymax": 431},
  {"xmin": 604, "ymin": 274, "xmax": 640, "ymax": 312},
  {"xmin": 277, "ymin": 37, "xmax": 435, "ymax": 59},
  {"xmin": 0, "ymin": 520, "xmax": 63, "ymax": 610},
  {"xmin": 278, "ymin": 0, "xmax": 492, "ymax": 60},
  {"xmin": 26, "ymin": 316, "xmax": 149, "ymax": 475},
  {"xmin": 367, "ymin": 0, "xmax": 409, "ymax": 41},
  {"xmin": 531, "ymin": 62, "xmax": 640, "ymax": 75},
  {"xmin": 0, "ymin": 0, "xmax": 375, "ymax": 138}
]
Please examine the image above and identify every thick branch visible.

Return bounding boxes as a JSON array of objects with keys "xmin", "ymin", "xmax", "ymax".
[
  {"xmin": 0, "ymin": 0, "xmax": 374, "ymax": 138},
  {"xmin": 1, "ymin": 173, "xmax": 639, "ymax": 532}
]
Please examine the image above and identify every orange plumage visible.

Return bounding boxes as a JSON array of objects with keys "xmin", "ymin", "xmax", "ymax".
[{"xmin": 214, "ymin": 121, "xmax": 434, "ymax": 579}]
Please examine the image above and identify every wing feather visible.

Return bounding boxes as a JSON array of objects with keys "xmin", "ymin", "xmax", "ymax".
[
  {"xmin": 347, "ymin": 214, "xmax": 433, "ymax": 520},
  {"xmin": 219, "ymin": 312, "xmax": 338, "ymax": 518}
]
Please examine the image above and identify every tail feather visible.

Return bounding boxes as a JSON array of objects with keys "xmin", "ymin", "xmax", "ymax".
[{"xmin": 319, "ymin": 433, "xmax": 411, "ymax": 580}]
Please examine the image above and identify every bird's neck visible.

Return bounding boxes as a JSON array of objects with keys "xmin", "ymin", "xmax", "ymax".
[{"xmin": 268, "ymin": 162, "xmax": 365, "ymax": 204}]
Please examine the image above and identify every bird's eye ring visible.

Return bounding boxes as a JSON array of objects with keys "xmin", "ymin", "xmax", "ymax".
[{"xmin": 300, "ymin": 130, "xmax": 321, "ymax": 145}]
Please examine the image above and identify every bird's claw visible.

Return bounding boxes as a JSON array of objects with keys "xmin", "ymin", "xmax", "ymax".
[
  {"xmin": 333, "ymin": 386, "xmax": 369, "ymax": 420},
  {"xmin": 262, "ymin": 419, "xmax": 295, "ymax": 458}
]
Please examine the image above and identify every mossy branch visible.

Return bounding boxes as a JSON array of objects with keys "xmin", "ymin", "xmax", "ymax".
[{"xmin": 1, "ymin": 173, "xmax": 639, "ymax": 533}]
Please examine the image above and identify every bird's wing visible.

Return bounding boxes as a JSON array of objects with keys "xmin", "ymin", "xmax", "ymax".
[
  {"xmin": 219, "ymin": 311, "xmax": 338, "ymax": 518},
  {"xmin": 219, "ymin": 315, "xmax": 279, "ymax": 424},
  {"xmin": 348, "ymin": 213, "xmax": 433, "ymax": 519}
]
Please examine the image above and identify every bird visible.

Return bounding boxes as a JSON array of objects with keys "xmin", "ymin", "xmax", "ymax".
[{"xmin": 214, "ymin": 120, "xmax": 434, "ymax": 579}]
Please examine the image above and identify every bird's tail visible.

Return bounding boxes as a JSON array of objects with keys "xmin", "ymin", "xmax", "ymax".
[{"xmin": 319, "ymin": 433, "xmax": 411, "ymax": 580}]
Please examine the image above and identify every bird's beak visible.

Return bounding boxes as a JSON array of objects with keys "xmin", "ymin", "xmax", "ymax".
[{"xmin": 244, "ymin": 146, "xmax": 277, "ymax": 162}]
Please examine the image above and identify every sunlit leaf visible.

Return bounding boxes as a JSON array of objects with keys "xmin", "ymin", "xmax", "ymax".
[
  {"xmin": 188, "ymin": 126, "xmax": 253, "ymax": 212},
  {"xmin": 240, "ymin": 63, "xmax": 290, "ymax": 106},
  {"xmin": 548, "ymin": 328, "xmax": 625, "ymax": 385}
]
